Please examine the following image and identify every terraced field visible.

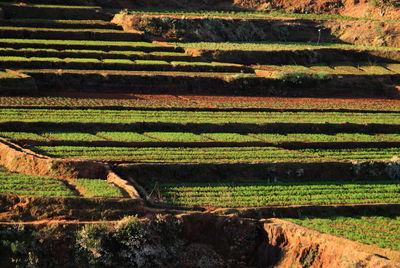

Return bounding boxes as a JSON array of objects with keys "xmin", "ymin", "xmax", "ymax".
[
  {"xmin": 288, "ymin": 216, "xmax": 400, "ymax": 251},
  {"xmin": 0, "ymin": 0, "xmax": 399, "ymax": 262},
  {"xmin": 0, "ymin": 168, "xmax": 75, "ymax": 196},
  {"xmin": 157, "ymin": 181, "xmax": 400, "ymax": 207}
]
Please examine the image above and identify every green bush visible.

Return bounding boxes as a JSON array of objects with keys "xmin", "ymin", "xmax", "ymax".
[
  {"xmin": 76, "ymin": 215, "xmax": 183, "ymax": 267},
  {"xmin": 277, "ymin": 72, "xmax": 332, "ymax": 86}
]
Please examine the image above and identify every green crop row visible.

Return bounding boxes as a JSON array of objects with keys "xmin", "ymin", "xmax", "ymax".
[
  {"xmin": 30, "ymin": 146, "xmax": 317, "ymax": 162},
  {"xmin": 72, "ymin": 179, "xmax": 124, "ymax": 198},
  {"xmin": 2, "ymin": 131, "xmax": 400, "ymax": 144},
  {"xmin": 0, "ymin": 56, "xmax": 225, "ymax": 67},
  {"xmin": 264, "ymin": 64, "xmax": 399, "ymax": 75},
  {"xmin": 0, "ymin": 170, "xmax": 75, "ymax": 196},
  {"xmin": 0, "ymin": 38, "xmax": 158, "ymax": 47},
  {"xmin": 32, "ymin": 145, "xmax": 400, "ymax": 163},
  {"xmin": 0, "ymin": 96, "xmax": 204, "ymax": 108},
  {"xmin": 1, "ymin": 109, "xmax": 399, "ymax": 124},
  {"xmin": 170, "ymin": 42, "xmax": 400, "ymax": 51},
  {"xmin": 0, "ymin": 26, "xmax": 125, "ymax": 33},
  {"xmin": 124, "ymin": 8, "xmax": 400, "ymax": 22},
  {"xmin": 301, "ymin": 148, "xmax": 400, "ymax": 161},
  {"xmin": 0, "ymin": 2, "xmax": 101, "ymax": 8},
  {"xmin": 0, "ymin": 96, "xmax": 398, "ymax": 111},
  {"xmin": 156, "ymin": 181, "xmax": 400, "ymax": 207},
  {"xmin": 287, "ymin": 216, "xmax": 400, "ymax": 250},
  {"xmin": 0, "ymin": 48, "xmax": 190, "ymax": 58},
  {"xmin": 41, "ymin": 132, "xmax": 104, "ymax": 141}
]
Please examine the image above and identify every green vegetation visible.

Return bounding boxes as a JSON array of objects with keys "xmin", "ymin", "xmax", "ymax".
[
  {"xmin": 0, "ymin": 2, "xmax": 101, "ymax": 8},
  {"xmin": 276, "ymin": 72, "xmax": 332, "ymax": 85},
  {"xmin": 0, "ymin": 26, "xmax": 124, "ymax": 33},
  {"xmin": 64, "ymin": 57, "xmax": 101, "ymax": 63},
  {"xmin": 170, "ymin": 42, "xmax": 400, "ymax": 51},
  {"xmin": 171, "ymin": 61, "xmax": 234, "ymax": 66},
  {"xmin": 0, "ymin": 71, "xmax": 20, "ymax": 78},
  {"xmin": 123, "ymin": 8, "xmax": 400, "ymax": 22},
  {"xmin": 301, "ymin": 148, "xmax": 400, "ymax": 161},
  {"xmin": 150, "ymin": 51, "xmax": 187, "ymax": 56},
  {"xmin": 359, "ymin": 65, "xmax": 394, "ymax": 74},
  {"xmin": 0, "ymin": 131, "xmax": 48, "ymax": 140},
  {"xmin": 0, "ymin": 38, "xmax": 158, "ymax": 47},
  {"xmin": 203, "ymin": 133, "xmax": 260, "ymax": 142},
  {"xmin": 31, "ymin": 146, "xmax": 317, "ymax": 162},
  {"xmin": 97, "ymin": 132, "xmax": 157, "ymax": 142},
  {"xmin": 386, "ymin": 63, "xmax": 400, "ymax": 73},
  {"xmin": 0, "ymin": 169, "xmax": 75, "ymax": 196},
  {"xmin": 103, "ymin": 59, "xmax": 134, "ymax": 64},
  {"xmin": 157, "ymin": 181, "xmax": 400, "ymax": 207},
  {"xmin": 2, "ymin": 130, "xmax": 398, "ymax": 144},
  {"xmin": 6, "ymin": 18, "xmax": 116, "ymax": 25},
  {"xmin": 145, "ymin": 132, "xmax": 211, "ymax": 142},
  {"xmin": 1, "ymin": 109, "xmax": 399, "ymax": 124},
  {"xmin": 135, "ymin": 60, "xmax": 169, "ymax": 65},
  {"xmin": 41, "ymin": 132, "xmax": 104, "ymax": 141},
  {"xmin": 72, "ymin": 178, "xmax": 124, "ymax": 197},
  {"xmin": 288, "ymin": 216, "xmax": 400, "ymax": 250},
  {"xmin": 0, "ymin": 97, "xmax": 399, "ymax": 111},
  {"xmin": 332, "ymin": 64, "xmax": 365, "ymax": 74}
]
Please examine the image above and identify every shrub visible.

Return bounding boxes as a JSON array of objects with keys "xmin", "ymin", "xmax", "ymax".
[
  {"xmin": 277, "ymin": 72, "xmax": 332, "ymax": 86},
  {"xmin": 76, "ymin": 215, "xmax": 184, "ymax": 267}
]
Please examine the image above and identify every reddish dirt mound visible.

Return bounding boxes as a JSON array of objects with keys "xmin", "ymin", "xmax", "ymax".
[{"xmin": 264, "ymin": 218, "xmax": 400, "ymax": 267}]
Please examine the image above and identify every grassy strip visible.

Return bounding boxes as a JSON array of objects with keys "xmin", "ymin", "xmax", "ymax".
[
  {"xmin": 156, "ymin": 181, "xmax": 400, "ymax": 207},
  {"xmin": 97, "ymin": 132, "xmax": 157, "ymax": 142},
  {"xmin": 287, "ymin": 216, "xmax": 400, "ymax": 250},
  {"xmin": 6, "ymin": 19, "xmax": 116, "ymax": 24},
  {"xmin": 2, "ymin": 131, "xmax": 400, "ymax": 143},
  {"xmin": 0, "ymin": 170, "xmax": 75, "ymax": 196},
  {"xmin": 301, "ymin": 148, "xmax": 400, "ymax": 161},
  {"xmin": 72, "ymin": 178, "xmax": 124, "ymax": 198},
  {"xmin": 204, "ymin": 133, "xmax": 260, "ymax": 142},
  {"xmin": 30, "ymin": 146, "xmax": 318, "ymax": 162},
  {"xmin": 0, "ymin": 2, "xmax": 101, "ymax": 8},
  {"xmin": 0, "ymin": 56, "xmax": 236, "ymax": 68},
  {"xmin": 1, "ymin": 109, "xmax": 399, "ymax": 124},
  {"xmin": 0, "ymin": 131, "xmax": 48, "ymax": 140},
  {"xmin": 198, "ymin": 97, "xmax": 400, "ymax": 111},
  {"xmin": 124, "ymin": 8, "xmax": 400, "ymax": 22},
  {"xmin": 170, "ymin": 42, "xmax": 400, "ymax": 51},
  {"xmin": 144, "ymin": 132, "xmax": 211, "ymax": 142},
  {"xmin": 0, "ymin": 38, "xmax": 157, "ymax": 47},
  {"xmin": 41, "ymin": 132, "xmax": 104, "ymax": 141},
  {"xmin": 0, "ymin": 71, "xmax": 21, "ymax": 79},
  {"xmin": 0, "ymin": 97, "xmax": 398, "ymax": 111},
  {"xmin": 0, "ymin": 26, "xmax": 126, "ymax": 33}
]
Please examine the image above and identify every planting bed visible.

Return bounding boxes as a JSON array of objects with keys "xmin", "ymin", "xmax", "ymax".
[
  {"xmin": 1, "ymin": 108, "xmax": 399, "ymax": 124},
  {"xmin": 155, "ymin": 181, "xmax": 400, "ymax": 208},
  {"xmin": 29, "ymin": 146, "xmax": 318, "ymax": 162},
  {"xmin": 288, "ymin": 216, "xmax": 400, "ymax": 251},
  {"xmin": 0, "ymin": 167, "xmax": 75, "ymax": 196}
]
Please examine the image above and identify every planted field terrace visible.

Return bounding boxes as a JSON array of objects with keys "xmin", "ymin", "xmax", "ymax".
[
  {"xmin": 155, "ymin": 181, "xmax": 400, "ymax": 207},
  {"xmin": 0, "ymin": 0, "xmax": 400, "ymax": 266},
  {"xmin": 0, "ymin": 168, "xmax": 75, "ymax": 196},
  {"xmin": 1, "ymin": 108, "xmax": 400, "ymax": 124},
  {"xmin": 287, "ymin": 216, "xmax": 400, "ymax": 251}
]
